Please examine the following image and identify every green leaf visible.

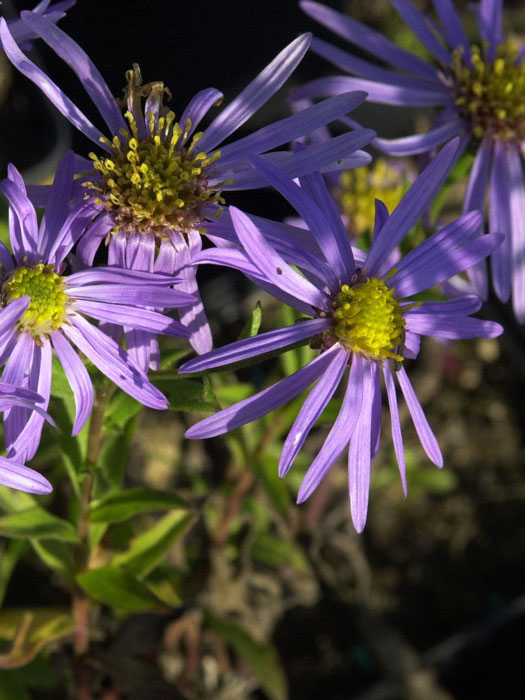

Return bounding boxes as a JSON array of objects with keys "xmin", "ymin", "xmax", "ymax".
[
  {"xmin": 104, "ymin": 392, "xmax": 142, "ymax": 430},
  {"xmin": 76, "ymin": 567, "xmax": 160, "ymax": 611},
  {"xmin": 30, "ymin": 540, "xmax": 75, "ymax": 584},
  {"xmin": 0, "ymin": 609, "xmax": 74, "ymax": 669},
  {"xmin": 90, "ymin": 487, "xmax": 190, "ymax": 524},
  {"xmin": 0, "ymin": 488, "xmax": 35, "ymax": 515},
  {"xmin": 152, "ymin": 376, "xmax": 216, "ymax": 413},
  {"xmin": 214, "ymin": 382, "xmax": 254, "ymax": 405},
  {"xmin": 238, "ymin": 301, "xmax": 262, "ymax": 339},
  {"xmin": 251, "ymin": 533, "xmax": 310, "ymax": 573},
  {"xmin": 0, "ymin": 508, "xmax": 79, "ymax": 543},
  {"xmin": 112, "ymin": 510, "xmax": 194, "ymax": 578},
  {"xmin": 253, "ymin": 454, "xmax": 290, "ymax": 517},
  {"xmin": 98, "ymin": 413, "xmax": 140, "ymax": 491},
  {"xmin": 0, "ymin": 541, "xmax": 27, "ymax": 607},
  {"xmin": 205, "ymin": 611, "xmax": 287, "ymax": 700}
]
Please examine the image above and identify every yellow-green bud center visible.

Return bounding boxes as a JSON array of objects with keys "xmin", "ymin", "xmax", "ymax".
[
  {"xmin": 450, "ymin": 41, "xmax": 525, "ymax": 142},
  {"xmin": 334, "ymin": 159, "xmax": 406, "ymax": 237},
  {"xmin": 333, "ymin": 278, "xmax": 405, "ymax": 361},
  {"xmin": 2, "ymin": 263, "xmax": 68, "ymax": 337}
]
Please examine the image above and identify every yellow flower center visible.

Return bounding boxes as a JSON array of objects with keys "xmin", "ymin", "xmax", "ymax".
[
  {"xmin": 2, "ymin": 263, "xmax": 68, "ymax": 337},
  {"xmin": 85, "ymin": 66, "xmax": 226, "ymax": 237},
  {"xmin": 450, "ymin": 41, "xmax": 525, "ymax": 142},
  {"xmin": 333, "ymin": 277, "xmax": 405, "ymax": 361},
  {"xmin": 334, "ymin": 159, "xmax": 406, "ymax": 237}
]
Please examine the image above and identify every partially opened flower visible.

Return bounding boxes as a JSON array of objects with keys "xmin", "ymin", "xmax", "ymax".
[
  {"xmin": 0, "ymin": 382, "xmax": 54, "ymax": 494},
  {"xmin": 0, "ymin": 152, "xmax": 195, "ymax": 463},
  {"xmin": 1, "ymin": 14, "xmax": 374, "ymax": 361},
  {"xmin": 293, "ymin": 0, "xmax": 525, "ymax": 321},
  {"xmin": 179, "ymin": 140, "xmax": 503, "ymax": 532}
]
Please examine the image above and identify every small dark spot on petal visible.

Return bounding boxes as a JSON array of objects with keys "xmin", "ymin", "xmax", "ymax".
[{"xmin": 276, "ymin": 267, "xmax": 283, "ymax": 275}]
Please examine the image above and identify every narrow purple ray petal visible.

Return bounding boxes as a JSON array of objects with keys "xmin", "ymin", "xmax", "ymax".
[
  {"xmin": 369, "ymin": 366, "xmax": 382, "ymax": 461},
  {"xmin": 463, "ymin": 139, "xmax": 492, "ymax": 298},
  {"xmin": 296, "ymin": 353, "xmax": 364, "ymax": 503},
  {"xmin": 309, "ymin": 36, "xmax": 444, "ymax": 90},
  {"xmin": 75, "ymin": 300, "xmax": 191, "ymax": 338},
  {"xmin": 251, "ymin": 156, "xmax": 354, "ymax": 285},
  {"xmin": 408, "ymin": 296, "xmax": 482, "ymax": 316},
  {"xmin": 51, "ymin": 331, "xmax": 93, "ymax": 435},
  {"xmin": 170, "ymin": 232, "xmax": 213, "ymax": 355},
  {"xmin": 489, "ymin": 141, "xmax": 512, "ymax": 302},
  {"xmin": 185, "ymin": 344, "xmax": 340, "ymax": 440},
  {"xmin": 67, "ymin": 267, "xmax": 181, "ymax": 287},
  {"xmin": 199, "ymin": 33, "xmax": 311, "ymax": 153},
  {"xmin": 382, "ymin": 364, "xmax": 407, "ymax": 496},
  {"xmin": 375, "ymin": 120, "xmax": 462, "ymax": 155},
  {"xmin": 229, "ymin": 207, "xmax": 330, "ymax": 311},
  {"xmin": 431, "ymin": 0, "xmax": 471, "ymax": 59},
  {"xmin": 405, "ymin": 313, "xmax": 502, "ymax": 339},
  {"xmin": 63, "ymin": 316, "xmax": 168, "ymax": 410},
  {"xmin": 290, "ymin": 75, "xmax": 448, "ymax": 106},
  {"xmin": 21, "ymin": 12, "xmax": 126, "ymax": 136},
  {"xmin": 0, "ymin": 240, "xmax": 13, "ymax": 272},
  {"xmin": 397, "ymin": 367, "xmax": 442, "ymax": 467},
  {"xmin": 66, "ymin": 284, "xmax": 194, "ymax": 308},
  {"xmin": 279, "ymin": 347, "xmax": 348, "ymax": 478},
  {"xmin": 47, "ymin": 201, "xmax": 99, "ymax": 265},
  {"xmin": 2, "ymin": 332, "xmax": 33, "ymax": 387},
  {"xmin": 217, "ymin": 92, "xmax": 369, "ymax": 166},
  {"xmin": 374, "ymin": 199, "xmax": 390, "ymax": 236},
  {"xmin": 300, "ymin": 1, "xmax": 437, "ymax": 79},
  {"xmin": 404, "ymin": 331, "xmax": 420, "ymax": 359},
  {"xmin": 1, "ymin": 175, "xmax": 39, "ymax": 264},
  {"xmin": 0, "ymin": 299, "xmax": 29, "ymax": 340},
  {"xmin": 0, "ymin": 19, "xmax": 106, "ymax": 147},
  {"xmin": 75, "ymin": 213, "xmax": 114, "ymax": 267},
  {"xmin": 366, "ymin": 139, "xmax": 461, "ymax": 275},
  {"xmin": 0, "ymin": 456, "xmax": 52, "ymax": 495},
  {"xmin": 179, "ymin": 88, "xmax": 224, "ymax": 142},
  {"xmin": 180, "ymin": 318, "xmax": 329, "ymax": 374},
  {"xmin": 391, "ymin": 0, "xmax": 451, "ymax": 64},
  {"xmin": 348, "ymin": 360, "xmax": 376, "ymax": 533},
  {"xmin": 37, "ymin": 150, "xmax": 74, "ymax": 257},
  {"xmin": 479, "ymin": 0, "xmax": 503, "ymax": 61},
  {"xmin": 506, "ymin": 144, "xmax": 525, "ymax": 323},
  {"xmin": 218, "ymin": 133, "xmax": 372, "ymax": 190}
]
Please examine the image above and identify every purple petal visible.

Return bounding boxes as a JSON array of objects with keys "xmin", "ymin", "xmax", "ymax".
[
  {"xmin": 66, "ymin": 284, "xmax": 194, "ymax": 308},
  {"xmin": 74, "ymin": 300, "xmax": 191, "ymax": 338},
  {"xmin": 0, "ymin": 298, "xmax": 29, "ymax": 340},
  {"xmin": 1, "ymin": 172, "xmax": 39, "ymax": 264},
  {"xmin": 179, "ymin": 88, "xmax": 224, "ymax": 142},
  {"xmin": 199, "ymin": 33, "xmax": 311, "ymax": 152},
  {"xmin": 506, "ymin": 144, "xmax": 525, "ymax": 323},
  {"xmin": 0, "ymin": 19, "xmax": 106, "ymax": 147},
  {"xmin": 408, "ymin": 296, "xmax": 482, "ymax": 316},
  {"xmin": 217, "ymin": 91, "xmax": 369, "ymax": 166},
  {"xmin": 478, "ymin": 0, "xmax": 503, "ymax": 61},
  {"xmin": 20, "ymin": 12, "xmax": 126, "ymax": 136},
  {"xmin": 63, "ymin": 315, "xmax": 168, "ymax": 410},
  {"xmin": 37, "ymin": 150, "xmax": 74, "ymax": 257},
  {"xmin": 51, "ymin": 331, "xmax": 93, "ymax": 435},
  {"xmin": 75, "ymin": 213, "xmax": 114, "ymax": 267},
  {"xmin": 180, "ymin": 318, "xmax": 329, "ymax": 374},
  {"xmin": 405, "ymin": 312, "xmax": 502, "ymax": 339},
  {"xmin": 396, "ymin": 367, "xmax": 442, "ymax": 467},
  {"xmin": 296, "ymin": 352, "xmax": 364, "ymax": 503},
  {"xmin": 67, "ymin": 267, "xmax": 181, "ymax": 287},
  {"xmin": 229, "ymin": 207, "xmax": 330, "ymax": 311},
  {"xmin": 489, "ymin": 141, "xmax": 512, "ymax": 302},
  {"xmin": 374, "ymin": 120, "xmax": 463, "ymax": 155},
  {"xmin": 290, "ymin": 75, "xmax": 449, "ymax": 107},
  {"xmin": 0, "ymin": 456, "xmax": 52, "ymax": 495},
  {"xmin": 348, "ymin": 360, "xmax": 376, "ymax": 533},
  {"xmin": 185, "ymin": 344, "xmax": 340, "ymax": 440},
  {"xmin": 391, "ymin": 0, "xmax": 451, "ymax": 64},
  {"xmin": 366, "ymin": 139, "xmax": 461, "ymax": 275},
  {"xmin": 300, "ymin": 1, "xmax": 437, "ymax": 79},
  {"xmin": 382, "ymin": 364, "xmax": 407, "ymax": 497},
  {"xmin": 279, "ymin": 346, "xmax": 348, "ymax": 478},
  {"xmin": 431, "ymin": 0, "xmax": 471, "ymax": 58}
]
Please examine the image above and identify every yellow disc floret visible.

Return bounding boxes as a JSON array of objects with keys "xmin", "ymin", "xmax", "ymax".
[
  {"xmin": 84, "ymin": 66, "xmax": 226, "ymax": 238},
  {"xmin": 334, "ymin": 159, "xmax": 405, "ymax": 237},
  {"xmin": 2, "ymin": 263, "xmax": 68, "ymax": 338},
  {"xmin": 333, "ymin": 277, "xmax": 405, "ymax": 362},
  {"xmin": 450, "ymin": 41, "xmax": 525, "ymax": 142}
]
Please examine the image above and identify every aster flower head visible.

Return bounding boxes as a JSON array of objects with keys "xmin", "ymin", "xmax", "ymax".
[
  {"xmin": 179, "ymin": 139, "xmax": 503, "ymax": 532},
  {"xmin": 293, "ymin": 0, "xmax": 525, "ymax": 322},
  {"xmin": 0, "ymin": 151, "xmax": 195, "ymax": 463},
  {"xmin": 0, "ymin": 14, "xmax": 375, "ymax": 357}
]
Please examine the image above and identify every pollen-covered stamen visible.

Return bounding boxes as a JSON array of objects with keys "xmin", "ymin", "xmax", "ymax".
[
  {"xmin": 84, "ymin": 67, "xmax": 227, "ymax": 237},
  {"xmin": 332, "ymin": 277, "xmax": 405, "ymax": 362},
  {"xmin": 2, "ymin": 263, "xmax": 68, "ymax": 338},
  {"xmin": 334, "ymin": 159, "xmax": 406, "ymax": 237},
  {"xmin": 448, "ymin": 41, "xmax": 525, "ymax": 142}
]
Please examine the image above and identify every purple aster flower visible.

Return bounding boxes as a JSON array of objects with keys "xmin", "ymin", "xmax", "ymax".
[
  {"xmin": 293, "ymin": 0, "xmax": 525, "ymax": 322},
  {"xmin": 0, "ymin": 14, "xmax": 374, "ymax": 362},
  {"xmin": 0, "ymin": 382, "xmax": 54, "ymax": 494},
  {"xmin": 2, "ymin": 0, "xmax": 75, "ymax": 49},
  {"xmin": 178, "ymin": 140, "xmax": 503, "ymax": 532},
  {"xmin": 0, "ymin": 151, "xmax": 195, "ymax": 464}
]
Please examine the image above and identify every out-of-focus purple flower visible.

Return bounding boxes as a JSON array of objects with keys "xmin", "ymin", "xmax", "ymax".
[
  {"xmin": 0, "ymin": 14, "xmax": 374, "ymax": 360},
  {"xmin": 0, "ymin": 151, "xmax": 196, "ymax": 463},
  {"xmin": 0, "ymin": 382, "xmax": 54, "ymax": 494},
  {"xmin": 293, "ymin": 0, "xmax": 525, "ymax": 322},
  {"xmin": 179, "ymin": 140, "xmax": 503, "ymax": 532},
  {"xmin": 2, "ymin": 0, "xmax": 75, "ymax": 49}
]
